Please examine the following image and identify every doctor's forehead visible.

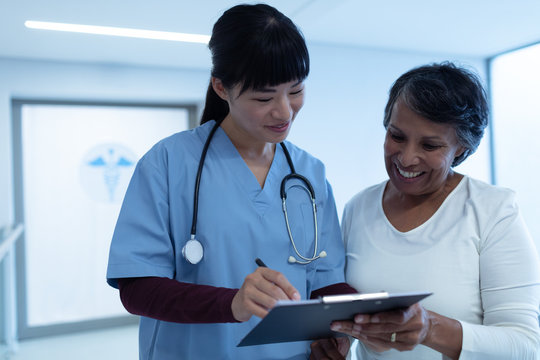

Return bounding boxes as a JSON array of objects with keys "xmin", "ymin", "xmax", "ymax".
[{"xmin": 251, "ymin": 80, "xmax": 304, "ymax": 92}]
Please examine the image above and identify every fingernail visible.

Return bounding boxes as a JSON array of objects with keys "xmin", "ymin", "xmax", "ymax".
[
  {"xmin": 371, "ymin": 316, "xmax": 380, "ymax": 323},
  {"xmin": 355, "ymin": 315, "xmax": 365, "ymax": 323},
  {"xmin": 353, "ymin": 324, "xmax": 362, "ymax": 332},
  {"xmin": 331, "ymin": 323, "xmax": 341, "ymax": 331},
  {"xmin": 292, "ymin": 292, "xmax": 300, "ymax": 300}
]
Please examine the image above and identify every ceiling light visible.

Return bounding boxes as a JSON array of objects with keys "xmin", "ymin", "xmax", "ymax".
[{"xmin": 24, "ymin": 20, "xmax": 210, "ymax": 44}]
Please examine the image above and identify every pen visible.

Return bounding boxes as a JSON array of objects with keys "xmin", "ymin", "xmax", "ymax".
[
  {"xmin": 255, "ymin": 258, "xmax": 267, "ymax": 267},
  {"xmin": 255, "ymin": 257, "xmax": 301, "ymax": 301}
]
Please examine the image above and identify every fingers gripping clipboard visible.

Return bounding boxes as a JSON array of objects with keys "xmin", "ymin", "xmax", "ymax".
[{"xmin": 237, "ymin": 291, "xmax": 432, "ymax": 347}]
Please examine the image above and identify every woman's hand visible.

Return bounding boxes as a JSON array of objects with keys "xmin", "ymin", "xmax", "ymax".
[
  {"xmin": 231, "ymin": 267, "xmax": 300, "ymax": 322},
  {"xmin": 309, "ymin": 337, "xmax": 350, "ymax": 360},
  {"xmin": 331, "ymin": 303, "xmax": 462, "ymax": 359},
  {"xmin": 331, "ymin": 303, "xmax": 431, "ymax": 352}
]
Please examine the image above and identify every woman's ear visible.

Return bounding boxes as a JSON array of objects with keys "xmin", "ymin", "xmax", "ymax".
[
  {"xmin": 211, "ymin": 77, "xmax": 229, "ymax": 101},
  {"xmin": 454, "ymin": 146, "xmax": 467, "ymax": 162}
]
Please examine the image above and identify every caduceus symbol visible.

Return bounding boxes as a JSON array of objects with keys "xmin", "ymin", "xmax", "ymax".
[{"xmin": 87, "ymin": 147, "xmax": 134, "ymax": 202}]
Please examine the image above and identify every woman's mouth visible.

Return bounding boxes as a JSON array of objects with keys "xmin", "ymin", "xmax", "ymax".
[
  {"xmin": 396, "ymin": 164, "xmax": 424, "ymax": 179},
  {"xmin": 267, "ymin": 122, "xmax": 290, "ymax": 133}
]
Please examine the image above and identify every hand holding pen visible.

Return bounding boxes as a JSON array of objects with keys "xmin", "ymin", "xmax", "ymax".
[{"xmin": 231, "ymin": 258, "xmax": 300, "ymax": 322}]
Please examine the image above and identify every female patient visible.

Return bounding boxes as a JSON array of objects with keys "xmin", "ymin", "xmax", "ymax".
[{"xmin": 313, "ymin": 62, "xmax": 540, "ymax": 359}]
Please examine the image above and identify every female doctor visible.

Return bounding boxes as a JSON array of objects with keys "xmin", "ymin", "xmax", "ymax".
[{"xmin": 106, "ymin": 4, "xmax": 355, "ymax": 360}]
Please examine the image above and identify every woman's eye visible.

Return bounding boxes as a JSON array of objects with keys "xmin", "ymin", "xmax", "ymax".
[
  {"xmin": 255, "ymin": 98, "xmax": 272, "ymax": 103},
  {"xmin": 290, "ymin": 88, "xmax": 304, "ymax": 95},
  {"xmin": 390, "ymin": 133, "xmax": 404, "ymax": 142},
  {"xmin": 423, "ymin": 143, "xmax": 440, "ymax": 151}
]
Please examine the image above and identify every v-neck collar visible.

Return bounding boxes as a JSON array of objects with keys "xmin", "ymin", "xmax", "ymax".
[{"xmin": 208, "ymin": 124, "xmax": 286, "ymax": 215}]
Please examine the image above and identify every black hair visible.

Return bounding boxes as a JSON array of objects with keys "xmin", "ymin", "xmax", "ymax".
[
  {"xmin": 200, "ymin": 3, "xmax": 309, "ymax": 124},
  {"xmin": 383, "ymin": 62, "xmax": 489, "ymax": 166}
]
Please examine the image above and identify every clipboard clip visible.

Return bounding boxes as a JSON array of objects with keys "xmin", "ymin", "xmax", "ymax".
[{"xmin": 321, "ymin": 292, "xmax": 389, "ymax": 304}]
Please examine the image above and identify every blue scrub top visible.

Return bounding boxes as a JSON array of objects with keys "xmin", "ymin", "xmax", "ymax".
[{"xmin": 107, "ymin": 121, "xmax": 346, "ymax": 360}]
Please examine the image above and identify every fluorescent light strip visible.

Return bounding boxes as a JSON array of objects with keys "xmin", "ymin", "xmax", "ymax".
[{"xmin": 25, "ymin": 20, "xmax": 210, "ymax": 44}]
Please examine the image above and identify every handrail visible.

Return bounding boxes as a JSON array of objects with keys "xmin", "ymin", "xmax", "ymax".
[
  {"xmin": 0, "ymin": 224, "xmax": 24, "ymax": 261},
  {"xmin": 1, "ymin": 223, "xmax": 24, "ymax": 356}
]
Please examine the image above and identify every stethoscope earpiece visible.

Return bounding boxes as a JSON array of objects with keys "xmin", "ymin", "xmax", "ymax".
[{"xmin": 288, "ymin": 250, "xmax": 327, "ymax": 265}]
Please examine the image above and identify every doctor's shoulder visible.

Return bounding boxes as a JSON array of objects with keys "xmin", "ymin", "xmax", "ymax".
[
  {"xmin": 282, "ymin": 140, "xmax": 326, "ymax": 176},
  {"xmin": 134, "ymin": 127, "xmax": 206, "ymax": 174}
]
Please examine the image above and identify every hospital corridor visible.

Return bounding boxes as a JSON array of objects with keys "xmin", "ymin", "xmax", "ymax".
[{"xmin": 2, "ymin": 1, "xmax": 540, "ymax": 359}]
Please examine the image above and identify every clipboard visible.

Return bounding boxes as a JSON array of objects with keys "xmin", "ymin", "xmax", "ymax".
[{"xmin": 237, "ymin": 291, "xmax": 431, "ymax": 347}]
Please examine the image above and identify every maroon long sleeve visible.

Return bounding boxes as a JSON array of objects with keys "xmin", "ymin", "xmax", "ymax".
[
  {"xmin": 310, "ymin": 282, "xmax": 357, "ymax": 298},
  {"xmin": 118, "ymin": 277, "xmax": 357, "ymax": 323},
  {"xmin": 118, "ymin": 277, "xmax": 239, "ymax": 323}
]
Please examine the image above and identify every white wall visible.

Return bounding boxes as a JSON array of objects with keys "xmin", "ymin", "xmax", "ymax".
[{"xmin": 0, "ymin": 45, "xmax": 487, "ymax": 343}]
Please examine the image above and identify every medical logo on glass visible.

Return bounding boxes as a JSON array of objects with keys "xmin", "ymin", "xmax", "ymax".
[{"xmin": 80, "ymin": 143, "xmax": 137, "ymax": 203}]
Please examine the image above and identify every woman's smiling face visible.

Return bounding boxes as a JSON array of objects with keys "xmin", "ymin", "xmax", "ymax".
[
  {"xmin": 216, "ymin": 79, "xmax": 305, "ymax": 146},
  {"xmin": 384, "ymin": 100, "xmax": 465, "ymax": 198}
]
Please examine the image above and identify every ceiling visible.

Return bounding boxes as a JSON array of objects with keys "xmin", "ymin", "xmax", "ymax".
[{"xmin": 2, "ymin": 0, "xmax": 540, "ymax": 70}]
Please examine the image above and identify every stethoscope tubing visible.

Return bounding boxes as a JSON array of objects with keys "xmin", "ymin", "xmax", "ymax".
[
  {"xmin": 190, "ymin": 119, "xmax": 223, "ymax": 238},
  {"xmin": 282, "ymin": 189, "xmax": 320, "ymax": 263},
  {"xmin": 187, "ymin": 120, "xmax": 322, "ymax": 264}
]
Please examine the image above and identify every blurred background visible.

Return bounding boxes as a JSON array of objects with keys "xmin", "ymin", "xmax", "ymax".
[{"xmin": 1, "ymin": 0, "xmax": 539, "ymax": 358}]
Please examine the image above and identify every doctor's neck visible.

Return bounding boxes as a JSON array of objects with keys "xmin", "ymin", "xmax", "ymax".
[{"xmin": 220, "ymin": 115, "xmax": 276, "ymax": 161}]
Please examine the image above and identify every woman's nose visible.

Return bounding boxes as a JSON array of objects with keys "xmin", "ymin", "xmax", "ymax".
[
  {"xmin": 398, "ymin": 144, "xmax": 421, "ymax": 167},
  {"xmin": 272, "ymin": 97, "xmax": 292, "ymax": 120}
]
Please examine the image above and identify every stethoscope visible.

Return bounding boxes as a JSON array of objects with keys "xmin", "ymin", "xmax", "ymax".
[{"xmin": 181, "ymin": 120, "xmax": 327, "ymax": 265}]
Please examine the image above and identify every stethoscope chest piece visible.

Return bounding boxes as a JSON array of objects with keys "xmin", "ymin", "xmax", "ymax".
[{"xmin": 182, "ymin": 238, "xmax": 204, "ymax": 264}]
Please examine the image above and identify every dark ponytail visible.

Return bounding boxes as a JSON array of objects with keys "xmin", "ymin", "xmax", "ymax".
[
  {"xmin": 200, "ymin": 82, "xmax": 229, "ymax": 124},
  {"xmin": 199, "ymin": 4, "xmax": 309, "ymax": 125}
]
